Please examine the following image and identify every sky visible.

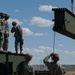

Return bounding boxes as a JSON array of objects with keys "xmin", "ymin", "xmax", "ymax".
[{"xmin": 0, "ymin": 0, "xmax": 75, "ymax": 65}]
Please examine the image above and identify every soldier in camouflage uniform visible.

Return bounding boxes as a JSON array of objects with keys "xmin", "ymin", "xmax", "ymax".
[
  {"xmin": 11, "ymin": 21, "xmax": 23, "ymax": 54},
  {"xmin": 43, "ymin": 53, "xmax": 63, "ymax": 75},
  {"xmin": 2, "ymin": 13, "xmax": 10, "ymax": 51},
  {"xmin": 16, "ymin": 53, "xmax": 33, "ymax": 75},
  {"xmin": 0, "ymin": 13, "xmax": 5, "ymax": 51}
]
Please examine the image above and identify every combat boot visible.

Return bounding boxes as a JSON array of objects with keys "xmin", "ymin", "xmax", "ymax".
[
  {"xmin": 0, "ymin": 47, "xmax": 3, "ymax": 51},
  {"xmin": 16, "ymin": 50, "xmax": 18, "ymax": 54},
  {"xmin": 20, "ymin": 51, "xmax": 23, "ymax": 54}
]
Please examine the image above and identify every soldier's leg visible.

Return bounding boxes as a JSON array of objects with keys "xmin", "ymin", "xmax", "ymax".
[
  {"xmin": 0, "ymin": 33, "xmax": 4, "ymax": 50},
  {"xmin": 3, "ymin": 37, "xmax": 8, "ymax": 51},
  {"xmin": 20, "ymin": 38, "xmax": 23, "ymax": 54},
  {"xmin": 20, "ymin": 44, "xmax": 23, "ymax": 54},
  {"xmin": 0, "ymin": 34, "xmax": 2, "ymax": 49},
  {"xmin": 3, "ymin": 36, "xmax": 5, "ymax": 50},
  {"xmin": 6, "ymin": 37, "xmax": 8, "ymax": 51},
  {"xmin": 15, "ymin": 39, "xmax": 18, "ymax": 53}
]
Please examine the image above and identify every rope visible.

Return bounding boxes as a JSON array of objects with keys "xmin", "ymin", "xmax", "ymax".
[{"xmin": 53, "ymin": 31, "xmax": 56, "ymax": 53}]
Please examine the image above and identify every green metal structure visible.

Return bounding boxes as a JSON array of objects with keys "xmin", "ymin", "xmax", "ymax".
[
  {"xmin": 52, "ymin": 8, "xmax": 75, "ymax": 39},
  {"xmin": 0, "ymin": 51, "xmax": 25, "ymax": 75}
]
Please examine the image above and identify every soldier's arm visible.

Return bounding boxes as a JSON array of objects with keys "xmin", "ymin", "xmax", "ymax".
[
  {"xmin": 6, "ymin": 23, "xmax": 9, "ymax": 32},
  {"xmin": 43, "ymin": 53, "xmax": 54, "ymax": 63},
  {"xmin": 5, "ymin": 23, "xmax": 9, "ymax": 36},
  {"xmin": 11, "ymin": 27, "xmax": 15, "ymax": 33},
  {"xmin": 43, "ymin": 54, "xmax": 51, "ymax": 67},
  {"xmin": 43, "ymin": 55, "xmax": 50, "ymax": 62}
]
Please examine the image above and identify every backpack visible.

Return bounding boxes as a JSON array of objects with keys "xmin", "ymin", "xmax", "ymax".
[{"xmin": 16, "ymin": 25, "xmax": 23, "ymax": 37}]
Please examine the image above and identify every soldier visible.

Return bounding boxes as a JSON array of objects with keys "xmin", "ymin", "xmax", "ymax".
[
  {"xmin": 11, "ymin": 21, "xmax": 23, "ymax": 54},
  {"xmin": 43, "ymin": 53, "xmax": 63, "ymax": 75},
  {"xmin": 0, "ymin": 12, "xmax": 5, "ymax": 51},
  {"xmin": 2, "ymin": 13, "xmax": 10, "ymax": 51},
  {"xmin": 16, "ymin": 53, "xmax": 33, "ymax": 75}
]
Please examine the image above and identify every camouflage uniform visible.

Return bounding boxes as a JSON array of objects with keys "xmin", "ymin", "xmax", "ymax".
[
  {"xmin": 11, "ymin": 21, "xmax": 23, "ymax": 54},
  {"xmin": 16, "ymin": 53, "xmax": 33, "ymax": 75},
  {"xmin": 43, "ymin": 53, "xmax": 63, "ymax": 75},
  {"xmin": 2, "ymin": 13, "xmax": 9, "ymax": 51},
  {"xmin": 0, "ymin": 13, "xmax": 5, "ymax": 50},
  {"xmin": 16, "ymin": 61, "xmax": 33, "ymax": 75}
]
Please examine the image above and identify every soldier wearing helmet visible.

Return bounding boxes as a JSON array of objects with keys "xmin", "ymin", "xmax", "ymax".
[
  {"xmin": 0, "ymin": 12, "xmax": 5, "ymax": 50},
  {"xmin": 43, "ymin": 53, "xmax": 63, "ymax": 75},
  {"xmin": 24, "ymin": 53, "xmax": 32, "ymax": 61},
  {"xmin": 12, "ymin": 21, "xmax": 17, "ymax": 26},
  {"xmin": 2, "ymin": 13, "xmax": 10, "ymax": 51},
  {"xmin": 11, "ymin": 21, "xmax": 23, "ymax": 54},
  {"xmin": 16, "ymin": 53, "xmax": 33, "ymax": 75}
]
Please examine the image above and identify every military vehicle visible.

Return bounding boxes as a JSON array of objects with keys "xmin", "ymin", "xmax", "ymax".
[{"xmin": 0, "ymin": 51, "xmax": 25, "ymax": 75}]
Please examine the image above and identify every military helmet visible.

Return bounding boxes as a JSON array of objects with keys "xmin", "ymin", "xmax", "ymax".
[
  {"xmin": 4, "ymin": 13, "xmax": 10, "ymax": 19},
  {"xmin": 0, "ymin": 12, "xmax": 3, "ymax": 16},
  {"xmin": 24, "ymin": 53, "xmax": 32, "ymax": 61},
  {"xmin": 12, "ymin": 21, "xmax": 17, "ymax": 26},
  {"xmin": 0, "ymin": 12, "xmax": 4, "ymax": 18},
  {"xmin": 51, "ymin": 53, "xmax": 59, "ymax": 61}
]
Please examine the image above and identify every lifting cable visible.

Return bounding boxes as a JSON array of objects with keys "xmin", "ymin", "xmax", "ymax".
[
  {"xmin": 53, "ymin": 31, "xmax": 56, "ymax": 53},
  {"xmin": 52, "ymin": 31, "xmax": 56, "ymax": 75}
]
